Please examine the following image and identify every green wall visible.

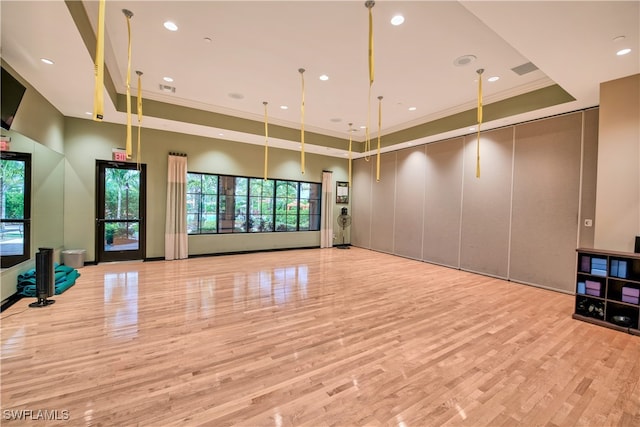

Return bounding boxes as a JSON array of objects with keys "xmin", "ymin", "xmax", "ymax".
[
  {"xmin": 63, "ymin": 118, "xmax": 350, "ymax": 262},
  {"xmin": 1, "ymin": 63, "xmax": 66, "ymax": 302}
]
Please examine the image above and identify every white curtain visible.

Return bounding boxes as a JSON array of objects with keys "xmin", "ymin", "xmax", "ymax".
[
  {"xmin": 165, "ymin": 154, "xmax": 188, "ymax": 260},
  {"xmin": 320, "ymin": 171, "xmax": 333, "ymax": 248}
]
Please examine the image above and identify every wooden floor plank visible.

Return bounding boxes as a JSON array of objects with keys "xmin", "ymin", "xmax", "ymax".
[{"xmin": 1, "ymin": 247, "xmax": 639, "ymax": 426}]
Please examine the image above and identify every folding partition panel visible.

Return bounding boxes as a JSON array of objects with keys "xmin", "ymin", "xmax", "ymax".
[
  {"xmin": 351, "ymin": 158, "xmax": 373, "ymax": 248},
  {"xmin": 578, "ymin": 109, "xmax": 600, "ymax": 249},
  {"xmin": 422, "ymin": 138, "xmax": 464, "ymax": 268},
  {"xmin": 394, "ymin": 146, "xmax": 427, "ymax": 260},
  {"xmin": 459, "ymin": 128, "xmax": 514, "ymax": 278},
  {"xmin": 509, "ymin": 113, "xmax": 582, "ymax": 292},
  {"xmin": 369, "ymin": 152, "xmax": 397, "ymax": 254}
]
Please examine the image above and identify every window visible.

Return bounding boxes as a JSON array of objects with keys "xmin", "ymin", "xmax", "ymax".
[
  {"xmin": 187, "ymin": 172, "xmax": 321, "ymax": 234},
  {"xmin": 187, "ymin": 173, "xmax": 218, "ymax": 234},
  {"xmin": 1, "ymin": 151, "xmax": 31, "ymax": 268}
]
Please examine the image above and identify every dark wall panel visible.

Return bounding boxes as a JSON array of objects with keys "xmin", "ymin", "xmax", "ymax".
[
  {"xmin": 352, "ymin": 157, "xmax": 372, "ymax": 248},
  {"xmin": 460, "ymin": 128, "xmax": 514, "ymax": 278},
  {"xmin": 423, "ymin": 138, "xmax": 464, "ymax": 267},
  {"xmin": 510, "ymin": 112, "xmax": 582, "ymax": 292},
  {"xmin": 394, "ymin": 146, "xmax": 426, "ymax": 259},
  {"xmin": 370, "ymin": 152, "xmax": 397, "ymax": 253}
]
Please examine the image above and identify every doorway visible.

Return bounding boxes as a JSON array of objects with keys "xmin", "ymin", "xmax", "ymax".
[{"xmin": 95, "ymin": 161, "xmax": 146, "ymax": 263}]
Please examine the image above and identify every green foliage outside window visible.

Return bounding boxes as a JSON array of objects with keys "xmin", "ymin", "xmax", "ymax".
[{"xmin": 187, "ymin": 172, "xmax": 321, "ymax": 234}]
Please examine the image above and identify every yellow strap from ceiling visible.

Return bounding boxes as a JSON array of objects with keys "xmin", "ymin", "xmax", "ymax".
[
  {"xmin": 299, "ymin": 68, "xmax": 306, "ymax": 175},
  {"xmin": 136, "ymin": 70, "xmax": 143, "ymax": 169},
  {"xmin": 263, "ymin": 101, "xmax": 269, "ymax": 181},
  {"xmin": 348, "ymin": 123, "xmax": 353, "ymax": 187},
  {"xmin": 376, "ymin": 96, "xmax": 383, "ymax": 182},
  {"xmin": 124, "ymin": 9, "xmax": 133, "ymax": 159},
  {"xmin": 476, "ymin": 68, "xmax": 484, "ymax": 178},
  {"xmin": 93, "ymin": 0, "xmax": 105, "ymax": 122}
]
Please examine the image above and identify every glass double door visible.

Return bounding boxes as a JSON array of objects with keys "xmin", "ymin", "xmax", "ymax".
[{"xmin": 96, "ymin": 161, "xmax": 146, "ymax": 263}]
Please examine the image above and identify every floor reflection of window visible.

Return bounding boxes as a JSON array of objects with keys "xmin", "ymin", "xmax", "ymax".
[
  {"xmin": 298, "ymin": 265, "xmax": 308, "ymax": 299},
  {"xmin": 185, "ymin": 278, "xmax": 216, "ymax": 320},
  {"xmin": 103, "ymin": 272, "xmax": 138, "ymax": 339}
]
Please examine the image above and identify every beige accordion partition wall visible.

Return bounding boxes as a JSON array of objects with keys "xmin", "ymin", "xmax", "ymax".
[{"xmin": 352, "ymin": 109, "xmax": 599, "ymax": 293}]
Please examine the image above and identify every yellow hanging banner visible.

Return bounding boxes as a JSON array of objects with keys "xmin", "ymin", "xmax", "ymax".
[
  {"xmin": 263, "ymin": 101, "xmax": 269, "ymax": 181},
  {"xmin": 93, "ymin": 0, "xmax": 105, "ymax": 121},
  {"xmin": 348, "ymin": 123, "xmax": 353, "ymax": 187},
  {"xmin": 299, "ymin": 68, "xmax": 306, "ymax": 175},
  {"xmin": 376, "ymin": 96, "xmax": 383, "ymax": 182},
  {"xmin": 367, "ymin": 1, "xmax": 375, "ymax": 85},
  {"xmin": 364, "ymin": 1, "xmax": 375, "ymax": 162},
  {"xmin": 476, "ymin": 68, "xmax": 484, "ymax": 178},
  {"xmin": 123, "ymin": 9, "xmax": 133, "ymax": 159},
  {"xmin": 136, "ymin": 70, "xmax": 143, "ymax": 168}
]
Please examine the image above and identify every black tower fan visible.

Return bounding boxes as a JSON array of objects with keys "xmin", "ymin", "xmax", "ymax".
[{"xmin": 29, "ymin": 247, "xmax": 55, "ymax": 307}]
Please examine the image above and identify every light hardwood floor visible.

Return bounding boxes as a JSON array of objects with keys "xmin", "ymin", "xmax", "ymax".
[{"xmin": 1, "ymin": 247, "xmax": 639, "ymax": 426}]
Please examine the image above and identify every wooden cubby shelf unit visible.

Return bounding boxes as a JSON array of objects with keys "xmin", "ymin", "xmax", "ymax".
[{"xmin": 574, "ymin": 248, "xmax": 640, "ymax": 336}]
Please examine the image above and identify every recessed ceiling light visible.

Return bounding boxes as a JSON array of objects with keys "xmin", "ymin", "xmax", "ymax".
[
  {"xmin": 408, "ymin": 107, "xmax": 417, "ymax": 111},
  {"xmin": 163, "ymin": 76, "xmax": 174, "ymax": 82},
  {"xmin": 617, "ymin": 48, "xmax": 632, "ymax": 56},
  {"xmin": 319, "ymin": 74, "xmax": 329, "ymax": 81},
  {"xmin": 613, "ymin": 35, "xmax": 626, "ymax": 43},
  {"xmin": 85, "ymin": 111, "xmax": 92, "ymax": 115},
  {"xmin": 218, "ymin": 133, "xmax": 224, "ymax": 136},
  {"xmin": 228, "ymin": 93, "xmax": 244, "ymax": 100},
  {"xmin": 390, "ymin": 15, "xmax": 405, "ymax": 26},
  {"xmin": 203, "ymin": 37, "xmax": 212, "ymax": 43},
  {"xmin": 330, "ymin": 118, "xmax": 342, "ymax": 123},
  {"xmin": 280, "ymin": 105, "xmax": 288, "ymax": 110},
  {"xmin": 488, "ymin": 76, "xmax": 500, "ymax": 82},
  {"xmin": 360, "ymin": 125, "xmax": 367, "ymax": 129},
  {"xmin": 469, "ymin": 127, "xmax": 476, "ymax": 131},
  {"xmin": 163, "ymin": 21, "xmax": 178, "ymax": 31},
  {"xmin": 40, "ymin": 58, "xmax": 54, "ymax": 65}
]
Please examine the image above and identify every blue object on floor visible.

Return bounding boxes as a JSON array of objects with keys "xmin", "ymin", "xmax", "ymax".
[{"xmin": 17, "ymin": 263, "xmax": 81, "ymax": 297}]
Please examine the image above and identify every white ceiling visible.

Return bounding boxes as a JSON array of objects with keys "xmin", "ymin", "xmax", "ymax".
[{"xmin": 1, "ymin": 1, "xmax": 638, "ymax": 157}]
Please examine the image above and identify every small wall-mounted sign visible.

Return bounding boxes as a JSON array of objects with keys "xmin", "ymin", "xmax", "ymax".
[
  {"xmin": 0, "ymin": 136, "xmax": 11, "ymax": 151},
  {"xmin": 112, "ymin": 148, "xmax": 127, "ymax": 162}
]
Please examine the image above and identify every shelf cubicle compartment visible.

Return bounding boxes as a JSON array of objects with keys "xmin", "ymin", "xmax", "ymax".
[
  {"xmin": 607, "ymin": 279, "xmax": 640, "ymax": 305},
  {"xmin": 609, "ymin": 257, "xmax": 640, "ymax": 282},
  {"xmin": 575, "ymin": 295, "xmax": 605, "ymax": 321},
  {"xmin": 606, "ymin": 301, "xmax": 639, "ymax": 330},
  {"xmin": 576, "ymin": 274, "xmax": 605, "ymax": 298}
]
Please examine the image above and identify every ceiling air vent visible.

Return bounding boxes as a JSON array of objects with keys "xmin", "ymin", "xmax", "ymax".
[
  {"xmin": 511, "ymin": 62, "xmax": 539, "ymax": 76},
  {"xmin": 159, "ymin": 84, "xmax": 176, "ymax": 93}
]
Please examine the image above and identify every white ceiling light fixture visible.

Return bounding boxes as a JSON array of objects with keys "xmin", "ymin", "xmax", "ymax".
[
  {"xmin": 408, "ymin": 107, "xmax": 417, "ymax": 111},
  {"xmin": 280, "ymin": 105, "xmax": 288, "ymax": 110},
  {"xmin": 163, "ymin": 76, "xmax": 174, "ymax": 82},
  {"xmin": 40, "ymin": 58, "xmax": 54, "ymax": 65},
  {"xmin": 319, "ymin": 74, "xmax": 329, "ymax": 81},
  {"xmin": 163, "ymin": 21, "xmax": 178, "ymax": 31},
  {"xmin": 616, "ymin": 48, "xmax": 631, "ymax": 56},
  {"xmin": 488, "ymin": 76, "xmax": 500, "ymax": 82},
  {"xmin": 390, "ymin": 15, "xmax": 405, "ymax": 26}
]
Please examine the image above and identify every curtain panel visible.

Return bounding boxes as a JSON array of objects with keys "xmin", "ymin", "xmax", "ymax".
[
  {"xmin": 165, "ymin": 154, "xmax": 188, "ymax": 260},
  {"xmin": 320, "ymin": 171, "xmax": 333, "ymax": 248}
]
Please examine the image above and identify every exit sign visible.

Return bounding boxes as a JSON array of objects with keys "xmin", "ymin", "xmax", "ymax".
[{"xmin": 112, "ymin": 148, "xmax": 127, "ymax": 161}]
